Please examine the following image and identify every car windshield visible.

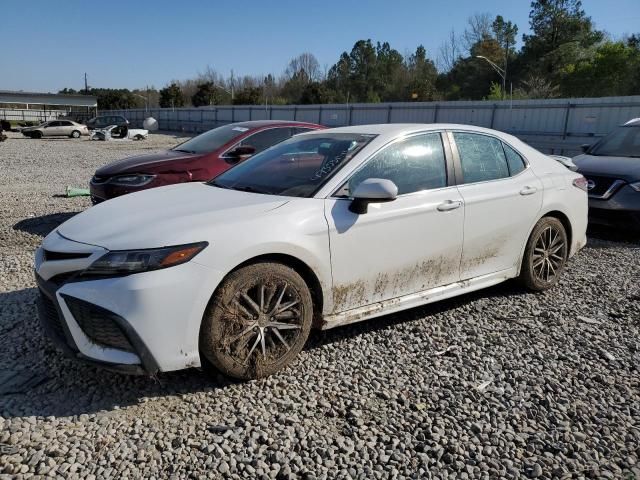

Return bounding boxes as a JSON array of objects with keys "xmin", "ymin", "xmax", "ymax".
[
  {"xmin": 589, "ymin": 126, "xmax": 640, "ymax": 158},
  {"xmin": 209, "ymin": 133, "xmax": 376, "ymax": 197},
  {"xmin": 173, "ymin": 124, "xmax": 250, "ymax": 154}
]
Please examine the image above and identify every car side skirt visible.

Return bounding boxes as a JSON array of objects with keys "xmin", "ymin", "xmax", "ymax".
[{"xmin": 321, "ymin": 267, "xmax": 517, "ymax": 330}]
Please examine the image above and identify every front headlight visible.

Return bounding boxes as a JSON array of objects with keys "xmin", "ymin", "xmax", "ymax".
[
  {"xmin": 109, "ymin": 174, "xmax": 155, "ymax": 187},
  {"xmin": 81, "ymin": 242, "xmax": 208, "ymax": 277},
  {"xmin": 630, "ymin": 181, "xmax": 640, "ymax": 192}
]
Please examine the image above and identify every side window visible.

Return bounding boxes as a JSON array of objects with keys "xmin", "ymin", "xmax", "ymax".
[
  {"xmin": 503, "ymin": 142, "xmax": 526, "ymax": 175},
  {"xmin": 453, "ymin": 132, "xmax": 509, "ymax": 184},
  {"xmin": 60, "ymin": 121, "xmax": 73, "ymax": 126},
  {"xmin": 48, "ymin": 121, "xmax": 60, "ymax": 127},
  {"xmin": 240, "ymin": 128, "xmax": 292, "ymax": 154},
  {"xmin": 292, "ymin": 127, "xmax": 313, "ymax": 135},
  {"xmin": 347, "ymin": 133, "xmax": 447, "ymax": 196}
]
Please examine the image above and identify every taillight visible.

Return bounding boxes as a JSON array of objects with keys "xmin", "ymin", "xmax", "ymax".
[{"xmin": 572, "ymin": 176, "xmax": 588, "ymax": 192}]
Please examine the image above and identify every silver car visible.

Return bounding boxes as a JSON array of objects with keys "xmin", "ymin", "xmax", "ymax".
[
  {"xmin": 573, "ymin": 118, "xmax": 640, "ymax": 229},
  {"xmin": 21, "ymin": 120, "xmax": 89, "ymax": 139}
]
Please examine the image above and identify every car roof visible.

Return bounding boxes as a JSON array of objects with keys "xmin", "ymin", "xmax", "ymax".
[
  {"xmin": 300, "ymin": 123, "xmax": 509, "ymax": 139},
  {"xmin": 230, "ymin": 120, "xmax": 322, "ymax": 129}
]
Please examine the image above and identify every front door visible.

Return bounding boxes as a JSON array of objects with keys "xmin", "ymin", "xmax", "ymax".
[
  {"xmin": 449, "ymin": 131, "xmax": 543, "ymax": 280},
  {"xmin": 325, "ymin": 132, "xmax": 465, "ymax": 313}
]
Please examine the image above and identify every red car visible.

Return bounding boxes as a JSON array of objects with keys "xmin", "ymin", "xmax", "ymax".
[{"xmin": 89, "ymin": 120, "xmax": 323, "ymax": 203}]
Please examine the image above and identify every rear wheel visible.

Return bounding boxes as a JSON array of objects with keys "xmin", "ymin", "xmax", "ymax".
[
  {"xmin": 200, "ymin": 262, "xmax": 313, "ymax": 380},
  {"xmin": 70, "ymin": 130, "xmax": 81, "ymax": 138},
  {"xmin": 519, "ymin": 217, "xmax": 568, "ymax": 291}
]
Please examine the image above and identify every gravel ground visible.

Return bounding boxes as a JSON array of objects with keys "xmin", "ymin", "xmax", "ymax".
[{"xmin": 1, "ymin": 131, "xmax": 639, "ymax": 479}]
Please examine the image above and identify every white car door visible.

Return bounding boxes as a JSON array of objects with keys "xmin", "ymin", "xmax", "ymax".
[
  {"xmin": 325, "ymin": 132, "xmax": 465, "ymax": 313},
  {"xmin": 41, "ymin": 121, "xmax": 59, "ymax": 136},
  {"xmin": 449, "ymin": 131, "xmax": 543, "ymax": 280}
]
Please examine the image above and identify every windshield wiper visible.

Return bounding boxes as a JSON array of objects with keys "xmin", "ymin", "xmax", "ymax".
[
  {"xmin": 173, "ymin": 148, "xmax": 196, "ymax": 154},
  {"xmin": 228, "ymin": 185, "xmax": 269, "ymax": 194},
  {"xmin": 208, "ymin": 180, "xmax": 229, "ymax": 189}
]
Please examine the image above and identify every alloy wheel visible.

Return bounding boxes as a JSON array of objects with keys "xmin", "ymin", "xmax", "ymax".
[
  {"xmin": 532, "ymin": 225, "xmax": 567, "ymax": 283},
  {"xmin": 220, "ymin": 279, "xmax": 304, "ymax": 368}
]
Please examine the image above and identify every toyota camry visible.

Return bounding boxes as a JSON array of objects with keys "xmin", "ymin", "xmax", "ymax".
[{"xmin": 35, "ymin": 124, "xmax": 588, "ymax": 379}]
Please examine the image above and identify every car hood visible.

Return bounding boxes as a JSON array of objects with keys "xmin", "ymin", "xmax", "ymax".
[
  {"xmin": 95, "ymin": 150, "xmax": 205, "ymax": 176},
  {"xmin": 573, "ymin": 154, "xmax": 640, "ymax": 181},
  {"xmin": 57, "ymin": 183, "xmax": 289, "ymax": 250}
]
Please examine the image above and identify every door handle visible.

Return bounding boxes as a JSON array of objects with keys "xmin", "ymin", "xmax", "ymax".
[
  {"xmin": 520, "ymin": 186, "xmax": 538, "ymax": 195},
  {"xmin": 437, "ymin": 200, "xmax": 463, "ymax": 212}
]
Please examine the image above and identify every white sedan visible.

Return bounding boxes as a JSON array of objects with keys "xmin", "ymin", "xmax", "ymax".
[{"xmin": 35, "ymin": 124, "xmax": 588, "ymax": 379}]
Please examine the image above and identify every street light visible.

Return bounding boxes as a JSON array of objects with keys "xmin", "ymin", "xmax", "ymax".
[
  {"xmin": 475, "ymin": 55, "xmax": 508, "ymax": 100},
  {"xmin": 131, "ymin": 93, "xmax": 148, "ymax": 112}
]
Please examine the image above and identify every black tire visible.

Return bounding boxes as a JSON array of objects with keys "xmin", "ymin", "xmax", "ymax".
[
  {"xmin": 33, "ymin": 131, "xmax": 42, "ymax": 139},
  {"xmin": 70, "ymin": 130, "xmax": 81, "ymax": 138},
  {"xmin": 519, "ymin": 217, "xmax": 568, "ymax": 291},
  {"xmin": 134, "ymin": 134, "xmax": 143, "ymax": 140},
  {"xmin": 200, "ymin": 262, "xmax": 313, "ymax": 380}
]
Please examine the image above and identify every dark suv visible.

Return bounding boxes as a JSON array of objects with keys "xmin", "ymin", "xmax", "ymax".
[
  {"xmin": 573, "ymin": 118, "xmax": 640, "ymax": 229},
  {"xmin": 85, "ymin": 115, "xmax": 129, "ymax": 130}
]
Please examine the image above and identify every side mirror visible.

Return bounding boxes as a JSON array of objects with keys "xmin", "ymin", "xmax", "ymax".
[
  {"xmin": 580, "ymin": 144, "xmax": 591, "ymax": 153},
  {"xmin": 349, "ymin": 178, "xmax": 398, "ymax": 214},
  {"xmin": 227, "ymin": 145, "xmax": 256, "ymax": 162}
]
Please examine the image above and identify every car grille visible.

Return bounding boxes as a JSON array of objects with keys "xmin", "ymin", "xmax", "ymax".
[
  {"xmin": 584, "ymin": 175, "xmax": 626, "ymax": 199},
  {"xmin": 43, "ymin": 250, "xmax": 91, "ymax": 261},
  {"xmin": 37, "ymin": 291, "xmax": 67, "ymax": 342},
  {"xmin": 64, "ymin": 296, "xmax": 134, "ymax": 352}
]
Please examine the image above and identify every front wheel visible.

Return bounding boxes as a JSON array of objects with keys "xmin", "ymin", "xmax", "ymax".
[
  {"xmin": 519, "ymin": 217, "xmax": 568, "ymax": 291},
  {"xmin": 200, "ymin": 262, "xmax": 313, "ymax": 380}
]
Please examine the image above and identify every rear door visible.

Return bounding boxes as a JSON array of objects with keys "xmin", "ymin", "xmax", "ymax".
[
  {"xmin": 325, "ymin": 131, "xmax": 465, "ymax": 313},
  {"xmin": 449, "ymin": 131, "xmax": 543, "ymax": 280}
]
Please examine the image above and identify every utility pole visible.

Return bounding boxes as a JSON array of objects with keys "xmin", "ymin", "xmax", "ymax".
[
  {"xmin": 230, "ymin": 69, "xmax": 234, "ymax": 102},
  {"xmin": 84, "ymin": 73, "xmax": 88, "ymax": 94}
]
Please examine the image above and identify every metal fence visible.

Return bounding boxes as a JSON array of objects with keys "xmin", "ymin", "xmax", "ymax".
[
  {"xmin": 0, "ymin": 108, "xmax": 68, "ymax": 124},
  {"xmin": 102, "ymin": 95, "xmax": 640, "ymax": 156}
]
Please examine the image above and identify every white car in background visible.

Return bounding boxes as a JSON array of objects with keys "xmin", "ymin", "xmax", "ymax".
[
  {"xmin": 90, "ymin": 125, "xmax": 148, "ymax": 141},
  {"xmin": 21, "ymin": 120, "xmax": 89, "ymax": 139},
  {"xmin": 35, "ymin": 124, "xmax": 588, "ymax": 379}
]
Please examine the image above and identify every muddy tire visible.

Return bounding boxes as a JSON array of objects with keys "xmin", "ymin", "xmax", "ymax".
[
  {"xmin": 519, "ymin": 217, "xmax": 568, "ymax": 291},
  {"xmin": 200, "ymin": 262, "xmax": 313, "ymax": 380},
  {"xmin": 70, "ymin": 130, "xmax": 81, "ymax": 138}
]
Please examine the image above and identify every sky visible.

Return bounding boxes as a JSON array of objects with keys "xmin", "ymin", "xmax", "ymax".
[{"xmin": 3, "ymin": 0, "xmax": 640, "ymax": 93}]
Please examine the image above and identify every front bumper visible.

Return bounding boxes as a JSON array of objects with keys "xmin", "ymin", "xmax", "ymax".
[
  {"xmin": 37, "ymin": 274, "xmax": 153, "ymax": 375},
  {"xmin": 35, "ymin": 231, "xmax": 222, "ymax": 374},
  {"xmin": 588, "ymin": 184, "xmax": 640, "ymax": 229}
]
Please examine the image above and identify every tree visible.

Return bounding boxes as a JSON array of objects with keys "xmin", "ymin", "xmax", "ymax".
[
  {"xmin": 560, "ymin": 41, "xmax": 640, "ymax": 97},
  {"xmin": 406, "ymin": 46, "xmax": 438, "ymax": 101},
  {"xmin": 191, "ymin": 82, "xmax": 218, "ymax": 107},
  {"xmin": 233, "ymin": 87, "xmax": 262, "ymax": 105},
  {"xmin": 462, "ymin": 13, "xmax": 493, "ymax": 51},
  {"xmin": 522, "ymin": 0, "xmax": 603, "ymax": 80},
  {"xmin": 285, "ymin": 53, "xmax": 321, "ymax": 82},
  {"xmin": 492, "ymin": 15, "xmax": 518, "ymax": 88},
  {"xmin": 438, "ymin": 29, "xmax": 462, "ymax": 72},
  {"xmin": 159, "ymin": 83, "xmax": 185, "ymax": 108}
]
